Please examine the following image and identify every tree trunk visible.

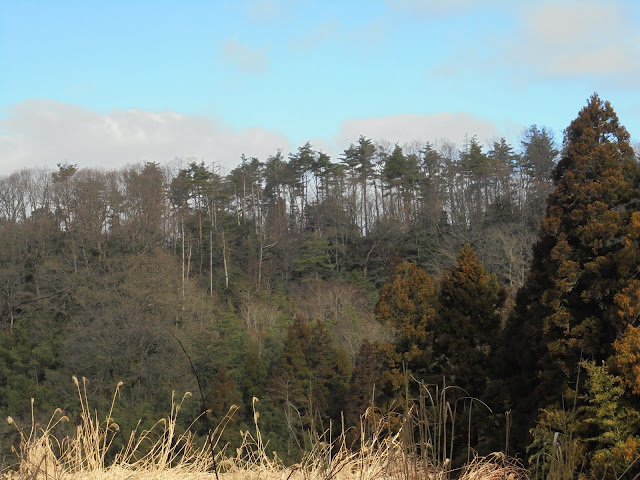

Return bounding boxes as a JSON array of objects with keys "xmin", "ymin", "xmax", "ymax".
[
  {"xmin": 222, "ymin": 230, "xmax": 229, "ymax": 289},
  {"xmin": 181, "ymin": 214, "xmax": 185, "ymax": 307}
]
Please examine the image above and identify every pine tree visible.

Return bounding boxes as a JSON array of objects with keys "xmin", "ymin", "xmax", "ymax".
[
  {"xmin": 502, "ymin": 94, "xmax": 640, "ymax": 455},
  {"xmin": 305, "ymin": 320, "xmax": 351, "ymax": 423},
  {"xmin": 266, "ymin": 316, "xmax": 312, "ymax": 454},
  {"xmin": 436, "ymin": 244, "xmax": 505, "ymax": 397},
  {"xmin": 293, "ymin": 233, "xmax": 335, "ymax": 281},
  {"xmin": 374, "ymin": 261, "xmax": 438, "ymax": 396},
  {"xmin": 344, "ymin": 339, "xmax": 382, "ymax": 445},
  {"xmin": 206, "ymin": 365, "xmax": 242, "ymax": 424},
  {"xmin": 205, "ymin": 365, "xmax": 243, "ymax": 448},
  {"xmin": 268, "ymin": 317, "xmax": 310, "ymax": 410},
  {"xmin": 240, "ymin": 349, "xmax": 267, "ymax": 404}
]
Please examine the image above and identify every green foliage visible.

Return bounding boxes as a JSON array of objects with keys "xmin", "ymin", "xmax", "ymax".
[
  {"xmin": 293, "ymin": 233, "xmax": 335, "ymax": 281},
  {"xmin": 240, "ymin": 349, "xmax": 268, "ymax": 406},
  {"xmin": 436, "ymin": 244, "xmax": 506, "ymax": 397},
  {"xmin": 527, "ymin": 404, "xmax": 584, "ymax": 480},
  {"xmin": 528, "ymin": 361, "xmax": 640, "ymax": 480},
  {"xmin": 344, "ymin": 338, "xmax": 381, "ymax": 444},
  {"xmin": 578, "ymin": 361, "xmax": 640, "ymax": 478},
  {"xmin": 267, "ymin": 316, "xmax": 311, "ymax": 412},
  {"xmin": 206, "ymin": 365, "xmax": 243, "ymax": 449},
  {"xmin": 0, "ymin": 322, "xmax": 61, "ymax": 421},
  {"xmin": 306, "ymin": 320, "xmax": 351, "ymax": 422}
]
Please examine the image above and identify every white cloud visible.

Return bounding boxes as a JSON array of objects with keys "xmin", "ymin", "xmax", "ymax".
[
  {"xmin": 507, "ymin": 1, "xmax": 640, "ymax": 83},
  {"xmin": 334, "ymin": 112, "xmax": 501, "ymax": 150},
  {"xmin": 220, "ymin": 38, "xmax": 269, "ymax": 74},
  {"xmin": 0, "ymin": 100, "xmax": 291, "ymax": 175}
]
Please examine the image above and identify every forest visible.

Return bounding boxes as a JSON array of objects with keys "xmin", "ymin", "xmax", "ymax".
[{"xmin": 1, "ymin": 94, "xmax": 639, "ymax": 478}]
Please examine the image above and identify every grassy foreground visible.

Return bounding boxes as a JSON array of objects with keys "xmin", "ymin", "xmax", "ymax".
[{"xmin": 3, "ymin": 378, "xmax": 528, "ymax": 480}]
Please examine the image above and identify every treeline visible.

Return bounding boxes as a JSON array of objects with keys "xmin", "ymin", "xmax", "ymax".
[
  {"xmin": 0, "ymin": 124, "xmax": 554, "ymax": 460},
  {"xmin": 2, "ymin": 95, "xmax": 639, "ymax": 476},
  {"xmin": 0, "ymin": 125, "xmax": 556, "ymax": 290}
]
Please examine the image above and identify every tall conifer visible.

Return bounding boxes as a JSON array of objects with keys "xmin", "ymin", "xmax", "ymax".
[
  {"xmin": 437, "ymin": 244, "xmax": 505, "ymax": 397},
  {"xmin": 502, "ymin": 94, "xmax": 640, "ymax": 452},
  {"xmin": 374, "ymin": 261, "xmax": 438, "ymax": 395}
]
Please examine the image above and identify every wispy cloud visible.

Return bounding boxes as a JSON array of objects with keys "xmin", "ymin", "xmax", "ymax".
[
  {"xmin": 244, "ymin": 0, "xmax": 304, "ymax": 23},
  {"xmin": 428, "ymin": 62, "xmax": 460, "ymax": 80},
  {"xmin": 506, "ymin": 1, "xmax": 640, "ymax": 85},
  {"xmin": 0, "ymin": 100, "xmax": 290, "ymax": 175},
  {"xmin": 245, "ymin": 0, "xmax": 282, "ymax": 22},
  {"xmin": 349, "ymin": 19, "xmax": 386, "ymax": 45},
  {"xmin": 220, "ymin": 37, "xmax": 269, "ymax": 74},
  {"xmin": 289, "ymin": 20, "xmax": 337, "ymax": 50},
  {"xmin": 288, "ymin": 18, "xmax": 385, "ymax": 52}
]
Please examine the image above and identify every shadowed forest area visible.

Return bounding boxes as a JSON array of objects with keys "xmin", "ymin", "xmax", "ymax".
[{"xmin": 2, "ymin": 94, "xmax": 640, "ymax": 478}]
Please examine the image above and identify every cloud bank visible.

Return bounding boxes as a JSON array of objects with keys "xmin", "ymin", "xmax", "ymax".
[
  {"xmin": 0, "ymin": 100, "xmax": 290, "ymax": 175},
  {"xmin": 513, "ymin": 1, "xmax": 640, "ymax": 82},
  {"xmin": 0, "ymin": 101, "xmax": 509, "ymax": 177}
]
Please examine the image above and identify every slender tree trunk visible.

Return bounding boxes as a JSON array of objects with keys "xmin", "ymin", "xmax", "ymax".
[
  {"xmin": 181, "ymin": 214, "xmax": 185, "ymax": 307},
  {"xmin": 242, "ymin": 177, "xmax": 246, "ymax": 225},
  {"xmin": 222, "ymin": 230, "xmax": 229, "ymax": 288},
  {"xmin": 374, "ymin": 180, "xmax": 381, "ymax": 224},
  {"xmin": 363, "ymin": 179, "xmax": 369, "ymax": 235},
  {"xmin": 210, "ymin": 223, "xmax": 213, "ymax": 297},
  {"xmin": 186, "ymin": 242, "xmax": 192, "ymax": 281},
  {"xmin": 258, "ymin": 241, "xmax": 263, "ymax": 290}
]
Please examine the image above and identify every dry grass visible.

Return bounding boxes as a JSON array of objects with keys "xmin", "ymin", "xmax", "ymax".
[{"xmin": 2, "ymin": 379, "xmax": 529, "ymax": 480}]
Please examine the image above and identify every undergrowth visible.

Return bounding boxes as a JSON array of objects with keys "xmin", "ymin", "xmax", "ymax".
[{"xmin": 2, "ymin": 377, "xmax": 529, "ymax": 480}]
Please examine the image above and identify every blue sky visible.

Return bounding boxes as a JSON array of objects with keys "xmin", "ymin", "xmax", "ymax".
[{"xmin": 1, "ymin": 0, "xmax": 639, "ymax": 174}]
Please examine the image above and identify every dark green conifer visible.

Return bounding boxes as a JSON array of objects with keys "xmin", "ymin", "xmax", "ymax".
[
  {"xmin": 502, "ymin": 94, "xmax": 640, "ymax": 455},
  {"xmin": 306, "ymin": 320, "xmax": 351, "ymax": 423},
  {"xmin": 267, "ymin": 316, "xmax": 311, "ymax": 414},
  {"xmin": 344, "ymin": 339, "xmax": 382, "ymax": 445},
  {"xmin": 240, "ymin": 348, "xmax": 267, "ymax": 405},
  {"xmin": 437, "ymin": 244, "xmax": 505, "ymax": 397}
]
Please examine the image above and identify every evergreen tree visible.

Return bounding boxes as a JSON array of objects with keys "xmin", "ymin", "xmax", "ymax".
[
  {"xmin": 240, "ymin": 348, "xmax": 267, "ymax": 404},
  {"xmin": 344, "ymin": 338, "xmax": 382, "ymax": 445},
  {"xmin": 293, "ymin": 233, "xmax": 335, "ymax": 281},
  {"xmin": 510, "ymin": 125, "xmax": 558, "ymax": 228},
  {"xmin": 374, "ymin": 261, "xmax": 438, "ymax": 396},
  {"xmin": 206, "ymin": 365, "xmax": 242, "ymax": 425},
  {"xmin": 268, "ymin": 317, "xmax": 310, "ymax": 409},
  {"xmin": 502, "ymin": 94, "xmax": 640, "ymax": 455},
  {"xmin": 436, "ymin": 244, "xmax": 505, "ymax": 397},
  {"xmin": 205, "ymin": 365, "xmax": 243, "ymax": 450},
  {"xmin": 305, "ymin": 320, "xmax": 351, "ymax": 423},
  {"xmin": 266, "ymin": 316, "xmax": 311, "ymax": 454},
  {"xmin": 613, "ymin": 323, "xmax": 640, "ymax": 395}
]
